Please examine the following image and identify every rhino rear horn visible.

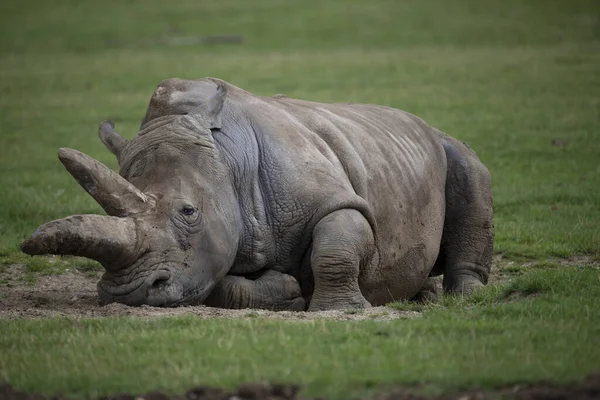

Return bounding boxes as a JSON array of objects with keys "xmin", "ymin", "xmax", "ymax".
[
  {"xmin": 20, "ymin": 215, "xmax": 138, "ymax": 270},
  {"xmin": 58, "ymin": 148, "xmax": 153, "ymax": 217},
  {"xmin": 98, "ymin": 120, "xmax": 127, "ymax": 159}
]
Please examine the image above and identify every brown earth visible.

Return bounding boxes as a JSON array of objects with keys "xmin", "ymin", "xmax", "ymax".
[
  {"xmin": 0, "ymin": 255, "xmax": 597, "ymax": 321},
  {"xmin": 1, "ymin": 373, "xmax": 599, "ymax": 400},
  {"xmin": 0, "ymin": 264, "xmax": 417, "ymax": 321}
]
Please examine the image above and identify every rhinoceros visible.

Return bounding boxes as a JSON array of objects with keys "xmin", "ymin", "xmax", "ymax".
[{"xmin": 21, "ymin": 78, "xmax": 493, "ymax": 311}]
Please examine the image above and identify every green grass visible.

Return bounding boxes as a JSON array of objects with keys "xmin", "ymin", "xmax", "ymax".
[
  {"xmin": 0, "ymin": 252, "xmax": 101, "ymax": 285},
  {"xmin": 0, "ymin": 0, "xmax": 599, "ymax": 398},
  {"xmin": 0, "ymin": 0, "xmax": 599, "ymax": 259},
  {"xmin": 1, "ymin": 268, "xmax": 599, "ymax": 399}
]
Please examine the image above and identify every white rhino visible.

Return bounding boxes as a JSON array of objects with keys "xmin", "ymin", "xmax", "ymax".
[{"xmin": 22, "ymin": 78, "xmax": 493, "ymax": 311}]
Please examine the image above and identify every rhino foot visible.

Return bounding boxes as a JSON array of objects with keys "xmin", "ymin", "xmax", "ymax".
[
  {"xmin": 308, "ymin": 293, "xmax": 371, "ymax": 312},
  {"xmin": 445, "ymin": 275, "xmax": 484, "ymax": 295},
  {"xmin": 411, "ymin": 277, "xmax": 440, "ymax": 303},
  {"xmin": 204, "ymin": 270, "xmax": 306, "ymax": 311},
  {"xmin": 443, "ymin": 263, "xmax": 486, "ymax": 295}
]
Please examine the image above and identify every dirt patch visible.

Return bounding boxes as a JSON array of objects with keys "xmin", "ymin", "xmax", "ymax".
[
  {"xmin": 488, "ymin": 254, "xmax": 599, "ymax": 286},
  {"xmin": 2, "ymin": 373, "xmax": 599, "ymax": 400},
  {"xmin": 1, "ymin": 255, "xmax": 597, "ymax": 321},
  {"xmin": 0, "ymin": 265, "xmax": 416, "ymax": 321},
  {"xmin": 502, "ymin": 291, "xmax": 541, "ymax": 303}
]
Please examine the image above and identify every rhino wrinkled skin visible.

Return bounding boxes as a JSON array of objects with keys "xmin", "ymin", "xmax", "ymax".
[{"xmin": 21, "ymin": 78, "xmax": 493, "ymax": 311}]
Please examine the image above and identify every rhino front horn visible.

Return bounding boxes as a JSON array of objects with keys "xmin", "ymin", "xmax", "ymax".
[
  {"xmin": 20, "ymin": 215, "xmax": 138, "ymax": 270},
  {"xmin": 58, "ymin": 148, "xmax": 153, "ymax": 217}
]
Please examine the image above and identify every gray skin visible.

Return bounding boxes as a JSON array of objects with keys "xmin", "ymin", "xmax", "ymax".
[{"xmin": 21, "ymin": 78, "xmax": 493, "ymax": 311}]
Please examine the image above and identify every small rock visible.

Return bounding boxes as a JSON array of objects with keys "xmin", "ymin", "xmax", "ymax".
[
  {"xmin": 186, "ymin": 386, "xmax": 225, "ymax": 400},
  {"xmin": 271, "ymin": 384, "xmax": 300, "ymax": 399},
  {"xmin": 235, "ymin": 382, "xmax": 270, "ymax": 399}
]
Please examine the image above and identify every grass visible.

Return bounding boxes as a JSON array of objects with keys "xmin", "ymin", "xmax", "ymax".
[
  {"xmin": 0, "ymin": 252, "xmax": 101, "ymax": 285},
  {"xmin": 0, "ymin": 0, "xmax": 599, "ymax": 398},
  {"xmin": 1, "ymin": 268, "xmax": 599, "ymax": 399},
  {"xmin": 0, "ymin": 0, "xmax": 599, "ymax": 260}
]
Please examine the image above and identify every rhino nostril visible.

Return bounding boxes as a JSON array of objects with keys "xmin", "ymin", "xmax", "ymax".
[
  {"xmin": 152, "ymin": 277, "xmax": 169, "ymax": 289},
  {"xmin": 150, "ymin": 271, "xmax": 171, "ymax": 289}
]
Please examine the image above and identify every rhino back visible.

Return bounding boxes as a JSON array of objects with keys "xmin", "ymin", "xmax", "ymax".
[{"xmin": 218, "ymin": 83, "xmax": 447, "ymax": 290}]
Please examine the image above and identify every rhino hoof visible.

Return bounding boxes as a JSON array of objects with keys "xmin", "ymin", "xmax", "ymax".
[{"xmin": 308, "ymin": 294, "xmax": 371, "ymax": 312}]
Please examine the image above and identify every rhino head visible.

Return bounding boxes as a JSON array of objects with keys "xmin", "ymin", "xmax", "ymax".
[{"xmin": 21, "ymin": 80, "xmax": 241, "ymax": 306}]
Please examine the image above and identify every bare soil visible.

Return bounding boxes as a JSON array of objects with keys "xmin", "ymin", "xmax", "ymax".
[
  {"xmin": 0, "ymin": 255, "xmax": 596, "ymax": 321},
  {"xmin": 1, "ymin": 373, "xmax": 599, "ymax": 400},
  {"xmin": 0, "ymin": 264, "xmax": 416, "ymax": 321}
]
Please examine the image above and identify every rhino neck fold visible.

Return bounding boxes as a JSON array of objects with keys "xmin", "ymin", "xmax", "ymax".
[{"xmin": 210, "ymin": 109, "xmax": 277, "ymax": 276}]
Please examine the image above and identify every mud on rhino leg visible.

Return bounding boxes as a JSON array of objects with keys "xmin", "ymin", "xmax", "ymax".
[
  {"xmin": 437, "ymin": 135, "xmax": 494, "ymax": 295},
  {"xmin": 308, "ymin": 209, "xmax": 373, "ymax": 311},
  {"xmin": 204, "ymin": 270, "xmax": 306, "ymax": 311}
]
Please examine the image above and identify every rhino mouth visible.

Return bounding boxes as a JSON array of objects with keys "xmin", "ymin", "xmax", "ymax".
[
  {"xmin": 97, "ymin": 262, "xmax": 203, "ymax": 307},
  {"xmin": 174, "ymin": 285, "xmax": 212, "ymax": 306},
  {"xmin": 98, "ymin": 274, "xmax": 183, "ymax": 307}
]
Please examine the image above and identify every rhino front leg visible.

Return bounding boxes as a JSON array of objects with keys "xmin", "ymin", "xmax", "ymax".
[
  {"xmin": 203, "ymin": 270, "xmax": 306, "ymax": 311},
  {"xmin": 308, "ymin": 209, "xmax": 373, "ymax": 311}
]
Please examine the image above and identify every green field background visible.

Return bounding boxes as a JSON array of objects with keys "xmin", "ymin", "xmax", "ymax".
[{"xmin": 1, "ymin": 0, "xmax": 599, "ymax": 259}]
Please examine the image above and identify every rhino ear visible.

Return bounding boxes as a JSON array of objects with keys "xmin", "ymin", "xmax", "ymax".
[
  {"xmin": 206, "ymin": 84, "xmax": 226, "ymax": 129},
  {"xmin": 98, "ymin": 120, "xmax": 127, "ymax": 158}
]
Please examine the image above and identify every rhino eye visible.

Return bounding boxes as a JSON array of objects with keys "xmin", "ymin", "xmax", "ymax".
[{"xmin": 181, "ymin": 205, "xmax": 196, "ymax": 216}]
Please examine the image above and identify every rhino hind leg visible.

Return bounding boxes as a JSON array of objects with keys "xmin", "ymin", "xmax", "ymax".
[
  {"xmin": 308, "ymin": 209, "xmax": 373, "ymax": 311},
  {"xmin": 436, "ymin": 134, "xmax": 494, "ymax": 294}
]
